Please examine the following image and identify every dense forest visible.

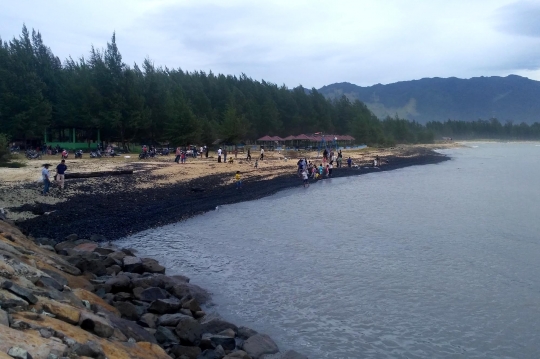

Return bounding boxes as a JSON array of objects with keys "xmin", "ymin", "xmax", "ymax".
[{"xmin": 1, "ymin": 26, "xmax": 540, "ymax": 150}]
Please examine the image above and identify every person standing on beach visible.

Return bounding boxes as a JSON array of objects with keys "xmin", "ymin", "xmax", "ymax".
[
  {"xmin": 56, "ymin": 159, "xmax": 67, "ymax": 190},
  {"xmin": 42, "ymin": 164, "xmax": 51, "ymax": 195},
  {"xmin": 347, "ymin": 157, "xmax": 352, "ymax": 167},
  {"xmin": 234, "ymin": 148, "xmax": 238, "ymax": 159},
  {"xmin": 217, "ymin": 148, "xmax": 222, "ymax": 163},
  {"xmin": 328, "ymin": 161, "xmax": 334, "ymax": 177},
  {"xmin": 260, "ymin": 147, "xmax": 264, "ymax": 160},
  {"xmin": 175, "ymin": 147, "xmax": 181, "ymax": 163},
  {"xmin": 181, "ymin": 150, "xmax": 186, "ymax": 164},
  {"xmin": 205, "ymin": 146, "xmax": 209, "ymax": 158},
  {"xmin": 223, "ymin": 148, "xmax": 227, "ymax": 163},
  {"xmin": 235, "ymin": 171, "xmax": 242, "ymax": 189},
  {"xmin": 302, "ymin": 168, "xmax": 309, "ymax": 188},
  {"xmin": 247, "ymin": 148, "xmax": 251, "ymax": 161}
]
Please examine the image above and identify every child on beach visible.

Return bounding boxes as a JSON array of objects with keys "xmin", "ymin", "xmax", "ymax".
[
  {"xmin": 318, "ymin": 164, "xmax": 323, "ymax": 176},
  {"xmin": 347, "ymin": 157, "xmax": 352, "ymax": 167},
  {"xmin": 235, "ymin": 171, "xmax": 242, "ymax": 189},
  {"xmin": 325, "ymin": 164, "xmax": 329, "ymax": 177},
  {"xmin": 302, "ymin": 169, "xmax": 309, "ymax": 188},
  {"xmin": 254, "ymin": 159, "xmax": 259, "ymax": 168},
  {"xmin": 328, "ymin": 161, "xmax": 334, "ymax": 177}
]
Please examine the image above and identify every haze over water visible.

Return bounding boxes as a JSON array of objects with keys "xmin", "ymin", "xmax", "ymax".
[{"xmin": 118, "ymin": 143, "xmax": 540, "ymax": 358}]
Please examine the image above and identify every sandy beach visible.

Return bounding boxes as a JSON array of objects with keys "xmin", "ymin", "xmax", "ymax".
[{"xmin": 0, "ymin": 143, "xmax": 458, "ymax": 240}]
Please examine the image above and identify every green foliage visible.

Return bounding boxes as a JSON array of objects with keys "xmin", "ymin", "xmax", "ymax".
[{"xmin": 0, "ymin": 133, "xmax": 10, "ymax": 162}]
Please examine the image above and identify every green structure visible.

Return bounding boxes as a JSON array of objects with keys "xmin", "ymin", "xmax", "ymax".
[{"xmin": 44, "ymin": 128, "xmax": 101, "ymax": 150}]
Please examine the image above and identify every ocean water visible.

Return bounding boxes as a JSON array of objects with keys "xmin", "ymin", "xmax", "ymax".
[{"xmin": 117, "ymin": 143, "xmax": 540, "ymax": 359}]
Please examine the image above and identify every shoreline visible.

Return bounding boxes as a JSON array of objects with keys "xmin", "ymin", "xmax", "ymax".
[{"xmin": 7, "ymin": 147, "xmax": 450, "ymax": 241}]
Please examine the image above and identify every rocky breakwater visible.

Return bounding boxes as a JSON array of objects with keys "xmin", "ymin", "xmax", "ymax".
[{"xmin": 0, "ymin": 219, "xmax": 307, "ymax": 359}]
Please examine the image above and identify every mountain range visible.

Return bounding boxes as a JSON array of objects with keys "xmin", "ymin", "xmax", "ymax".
[{"xmin": 318, "ymin": 75, "xmax": 540, "ymax": 124}]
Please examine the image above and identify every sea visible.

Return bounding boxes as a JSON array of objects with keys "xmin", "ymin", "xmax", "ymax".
[{"xmin": 117, "ymin": 143, "xmax": 540, "ymax": 359}]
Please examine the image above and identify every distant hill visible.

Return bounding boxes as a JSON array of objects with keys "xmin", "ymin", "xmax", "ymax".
[{"xmin": 318, "ymin": 75, "xmax": 540, "ymax": 124}]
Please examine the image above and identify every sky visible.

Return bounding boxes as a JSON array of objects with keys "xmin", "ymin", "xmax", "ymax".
[{"xmin": 1, "ymin": 0, "xmax": 540, "ymax": 88}]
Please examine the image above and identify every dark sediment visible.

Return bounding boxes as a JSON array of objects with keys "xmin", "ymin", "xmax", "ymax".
[{"xmin": 13, "ymin": 148, "xmax": 449, "ymax": 241}]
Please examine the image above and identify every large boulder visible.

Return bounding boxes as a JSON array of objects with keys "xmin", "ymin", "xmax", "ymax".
[
  {"xmin": 105, "ymin": 274, "xmax": 131, "ymax": 293},
  {"xmin": 237, "ymin": 326, "xmax": 258, "ymax": 340},
  {"xmin": 42, "ymin": 299, "xmax": 81, "ymax": 325},
  {"xmin": 137, "ymin": 313, "xmax": 158, "ymax": 328},
  {"xmin": 169, "ymin": 345, "xmax": 201, "ymax": 359},
  {"xmin": 182, "ymin": 298, "xmax": 201, "ymax": 312},
  {"xmin": 174, "ymin": 316, "xmax": 203, "ymax": 345},
  {"xmin": 106, "ymin": 314, "xmax": 157, "ymax": 343},
  {"xmin": 209, "ymin": 334, "xmax": 236, "ymax": 351},
  {"xmin": 141, "ymin": 258, "xmax": 166, "ymax": 274},
  {"xmin": 156, "ymin": 313, "xmax": 191, "ymax": 327},
  {"xmin": 79, "ymin": 311, "xmax": 114, "ymax": 338},
  {"xmin": 154, "ymin": 326, "xmax": 179, "ymax": 345},
  {"xmin": 123, "ymin": 256, "xmax": 144, "ymax": 273},
  {"xmin": 242, "ymin": 334, "xmax": 279, "ymax": 359},
  {"xmin": 137, "ymin": 287, "xmax": 169, "ymax": 302},
  {"xmin": 35, "ymin": 276, "xmax": 64, "ymax": 292},
  {"xmin": 148, "ymin": 297, "xmax": 182, "ymax": 314},
  {"xmin": 1, "ymin": 281, "xmax": 38, "ymax": 304},
  {"xmin": 201, "ymin": 318, "xmax": 238, "ymax": 335},
  {"xmin": 167, "ymin": 282, "xmax": 210, "ymax": 304},
  {"xmin": 113, "ymin": 301, "xmax": 146, "ymax": 321},
  {"xmin": 73, "ymin": 340, "xmax": 106, "ymax": 359}
]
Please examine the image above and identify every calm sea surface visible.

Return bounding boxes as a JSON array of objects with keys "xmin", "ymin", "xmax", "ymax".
[{"xmin": 117, "ymin": 143, "xmax": 540, "ymax": 359}]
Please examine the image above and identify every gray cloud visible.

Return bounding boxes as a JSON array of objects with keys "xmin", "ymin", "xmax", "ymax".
[{"xmin": 494, "ymin": 0, "xmax": 540, "ymax": 37}]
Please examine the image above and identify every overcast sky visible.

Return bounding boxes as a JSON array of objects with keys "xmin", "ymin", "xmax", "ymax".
[{"xmin": 2, "ymin": 0, "xmax": 540, "ymax": 88}]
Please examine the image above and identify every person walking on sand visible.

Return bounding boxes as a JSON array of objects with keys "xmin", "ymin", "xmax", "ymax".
[
  {"xmin": 254, "ymin": 159, "xmax": 259, "ymax": 169},
  {"xmin": 247, "ymin": 148, "xmax": 251, "ymax": 161},
  {"xmin": 181, "ymin": 150, "xmax": 186, "ymax": 164},
  {"xmin": 56, "ymin": 159, "xmax": 67, "ymax": 190},
  {"xmin": 217, "ymin": 147, "xmax": 222, "ymax": 163},
  {"xmin": 260, "ymin": 147, "xmax": 264, "ymax": 160},
  {"xmin": 41, "ymin": 164, "xmax": 51, "ymax": 195},
  {"xmin": 205, "ymin": 146, "xmax": 209, "ymax": 158},
  {"xmin": 235, "ymin": 171, "xmax": 242, "ymax": 189},
  {"xmin": 223, "ymin": 148, "xmax": 227, "ymax": 163},
  {"xmin": 175, "ymin": 147, "xmax": 181, "ymax": 163}
]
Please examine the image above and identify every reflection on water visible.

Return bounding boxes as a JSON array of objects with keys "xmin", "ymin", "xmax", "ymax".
[{"xmin": 118, "ymin": 143, "xmax": 540, "ymax": 359}]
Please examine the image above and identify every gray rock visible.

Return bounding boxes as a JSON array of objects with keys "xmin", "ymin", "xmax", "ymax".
[
  {"xmin": 121, "ymin": 248, "xmax": 136, "ymax": 256},
  {"xmin": 7, "ymin": 346, "xmax": 27, "ymax": 359},
  {"xmin": 170, "ymin": 345, "xmax": 201, "ymax": 359},
  {"xmin": 113, "ymin": 301, "xmax": 146, "ymax": 321},
  {"xmin": 242, "ymin": 334, "xmax": 279, "ymax": 359},
  {"xmin": 281, "ymin": 350, "xmax": 308, "ymax": 359},
  {"xmin": 105, "ymin": 274, "xmax": 131, "ymax": 293},
  {"xmin": 40, "ymin": 245, "xmax": 55, "ymax": 252},
  {"xmin": 39, "ymin": 328, "xmax": 53, "ymax": 338},
  {"xmin": 141, "ymin": 258, "xmax": 166, "ymax": 274},
  {"xmin": 217, "ymin": 328, "xmax": 236, "ymax": 338},
  {"xmin": 113, "ymin": 292, "xmax": 133, "ymax": 301},
  {"xmin": 0, "ymin": 308, "xmax": 9, "ymax": 326},
  {"xmin": 201, "ymin": 318, "xmax": 238, "ymax": 335},
  {"xmin": 79, "ymin": 311, "xmax": 114, "ymax": 338},
  {"xmin": 209, "ymin": 334, "xmax": 236, "ymax": 350},
  {"xmin": 74, "ymin": 340, "xmax": 106, "ymax": 359},
  {"xmin": 182, "ymin": 298, "xmax": 201, "ymax": 312},
  {"xmin": 106, "ymin": 314, "xmax": 157, "ymax": 343},
  {"xmin": 40, "ymin": 269, "xmax": 69, "ymax": 287},
  {"xmin": 106, "ymin": 264, "xmax": 122, "ymax": 275},
  {"xmin": 138, "ymin": 287, "xmax": 169, "ymax": 302},
  {"xmin": 215, "ymin": 345, "xmax": 226, "ymax": 358},
  {"xmin": 36, "ymin": 276, "xmax": 64, "ymax": 292},
  {"xmin": 174, "ymin": 316, "xmax": 203, "ymax": 344},
  {"xmin": 223, "ymin": 350, "xmax": 251, "ymax": 359},
  {"xmin": 198, "ymin": 349, "xmax": 219, "ymax": 359},
  {"xmin": 1, "ymin": 281, "xmax": 38, "ymax": 304},
  {"xmin": 123, "ymin": 256, "xmax": 144, "ymax": 273},
  {"xmin": 193, "ymin": 310, "xmax": 206, "ymax": 319},
  {"xmin": 137, "ymin": 312, "xmax": 158, "ymax": 328},
  {"xmin": 155, "ymin": 325, "xmax": 179, "ymax": 345},
  {"xmin": 168, "ymin": 282, "xmax": 210, "ymax": 304},
  {"xmin": 156, "ymin": 313, "xmax": 191, "ymax": 327},
  {"xmin": 108, "ymin": 251, "xmax": 126, "ymax": 262},
  {"xmin": 148, "ymin": 297, "xmax": 182, "ymax": 314},
  {"xmin": 237, "ymin": 326, "xmax": 258, "ymax": 340}
]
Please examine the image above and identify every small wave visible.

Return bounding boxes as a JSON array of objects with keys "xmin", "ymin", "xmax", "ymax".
[{"xmin": 471, "ymin": 146, "xmax": 479, "ymax": 148}]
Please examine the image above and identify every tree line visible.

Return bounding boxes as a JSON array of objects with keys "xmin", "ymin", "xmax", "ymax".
[{"xmin": 1, "ymin": 26, "xmax": 539, "ymax": 150}]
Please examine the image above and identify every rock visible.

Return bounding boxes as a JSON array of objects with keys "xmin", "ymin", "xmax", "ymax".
[
  {"xmin": 111, "ymin": 327, "xmax": 128, "ymax": 342},
  {"xmin": 113, "ymin": 301, "xmax": 146, "ymax": 321},
  {"xmin": 105, "ymin": 265, "xmax": 122, "ymax": 276},
  {"xmin": 168, "ymin": 283, "xmax": 210, "ymax": 304},
  {"xmin": 39, "ymin": 270, "xmax": 69, "ymax": 288},
  {"xmin": 131, "ymin": 275, "xmax": 167, "ymax": 289},
  {"xmin": 242, "ymin": 334, "xmax": 279, "ymax": 359},
  {"xmin": 94, "ymin": 247, "xmax": 114, "ymax": 257},
  {"xmin": 182, "ymin": 298, "xmax": 201, "ymax": 312},
  {"xmin": 72, "ymin": 288, "xmax": 121, "ymax": 317},
  {"xmin": 141, "ymin": 258, "xmax": 166, "ymax": 274},
  {"xmin": 201, "ymin": 318, "xmax": 238, "ymax": 335},
  {"xmin": 169, "ymin": 345, "xmax": 201, "ymax": 359},
  {"xmin": 148, "ymin": 297, "xmax": 182, "ymax": 314},
  {"xmin": 156, "ymin": 313, "xmax": 191, "ymax": 327},
  {"xmin": 42, "ymin": 300, "xmax": 81, "ymax": 325},
  {"xmin": 74, "ymin": 340, "xmax": 105, "ymax": 359},
  {"xmin": 122, "ymin": 256, "xmax": 143, "ymax": 273},
  {"xmin": 223, "ymin": 350, "xmax": 251, "ymax": 359},
  {"xmin": 67, "ymin": 256, "xmax": 111, "ymax": 277},
  {"xmin": 121, "ymin": 248, "xmax": 136, "ymax": 256},
  {"xmin": 79, "ymin": 311, "xmax": 114, "ymax": 338},
  {"xmin": 113, "ymin": 292, "xmax": 132, "ymax": 301},
  {"xmin": 39, "ymin": 329, "xmax": 53, "ymax": 339},
  {"xmin": 209, "ymin": 334, "xmax": 236, "ymax": 350},
  {"xmin": 107, "ymin": 251, "xmax": 126, "ymax": 263},
  {"xmin": 137, "ymin": 287, "xmax": 169, "ymax": 302},
  {"xmin": 0, "ymin": 322, "xmax": 67, "ymax": 358},
  {"xmin": 1, "ymin": 281, "xmax": 38, "ymax": 305},
  {"xmin": 72, "ymin": 242, "xmax": 98, "ymax": 253},
  {"xmin": 0, "ymin": 308, "xmax": 9, "ymax": 326},
  {"xmin": 194, "ymin": 311, "xmax": 206, "ymax": 319},
  {"xmin": 237, "ymin": 326, "xmax": 258, "ymax": 340},
  {"xmin": 281, "ymin": 350, "xmax": 308, "ymax": 359},
  {"xmin": 105, "ymin": 274, "xmax": 131, "ymax": 293},
  {"xmin": 65, "ymin": 234, "xmax": 78, "ymax": 241},
  {"xmin": 40, "ymin": 245, "xmax": 55, "ymax": 252},
  {"xmin": 154, "ymin": 326, "xmax": 179, "ymax": 345},
  {"xmin": 7, "ymin": 346, "xmax": 27, "ymax": 359},
  {"xmin": 174, "ymin": 316, "xmax": 203, "ymax": 345},
  {"xmin": 215, "ymin": 345, "xmax": 226, "ymax": 358},
  {"xmin": 36, "ymin": 276, "xmax": 64, "ymax": 292},
  {"xmin": 198, "ymin": 349, "xmax": 219, "ymax": 359},
  {"xmin": 137, "ymin": 313, "xmax": 157, "ymax": 328},
  {"xmin": 106, "ymin": 314, "xmax": 157, "ymax": 343},
  {"xmin": 217, "ymin": 329, "xmax": 236, "ymax": 338}
]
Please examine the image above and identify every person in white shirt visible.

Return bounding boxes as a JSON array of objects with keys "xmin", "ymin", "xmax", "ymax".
[
  {"xmin": 260, "ymin": 147, "xmax": 264, "ymax": 160},
  {"xmin": 42, "ymin": 164, "xmax": 51, "ymax": 195},
  {"xmin": 217, "ymin": 148, "xmax": 222, "ymax": 163}
]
